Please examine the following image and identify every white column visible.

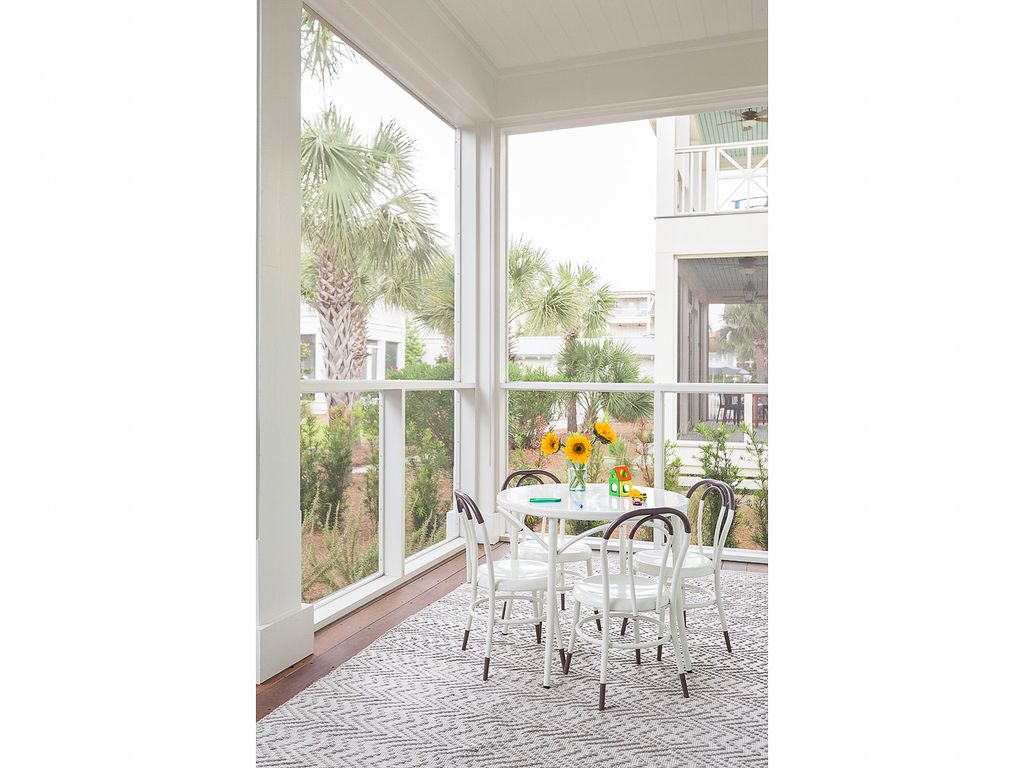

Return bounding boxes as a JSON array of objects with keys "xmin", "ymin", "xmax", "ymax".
[
  {"xmin": 381, "ymin": 389, "xmax": 406, "ymax": 577},
  {"xmin": 744, "ymin": 393, "xmax": 754, "ymax": 427},
  {"xmin": 256, "ymin": 0, "xmax": 312, "ymax": 683},
  {"xmin": 655, "ymin": 117, "xmax": 677, "ymax": 217}
]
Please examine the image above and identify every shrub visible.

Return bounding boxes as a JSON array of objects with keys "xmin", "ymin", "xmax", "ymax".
[
  {"xmin": 406, "ymin": 431, "xmax": 449, "ymax": 554},
  {"xmin": 693, "ymin": 423, "xmax": 741, "ymax": 548},
  {"xmin": 299, "ymin": 402, "xmax": 324, "ymax": 516},
  {"xmin": 507, "ymin": 362, "xmax": 561, "ymax": 450},
  {"xmin": 319, "ymin": 407, "xmax": 357, "ymax": 521},
  {"xmin": 743, "ymin": 422, "xmax": 768, "ymax": 550},
  {"xmin": 301, "ymin": 492, "xmax": 379, "ymax": 601}
]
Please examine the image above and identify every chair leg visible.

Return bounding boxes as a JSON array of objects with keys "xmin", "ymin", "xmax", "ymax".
[
  {"xmin": 714, "ymin": 570, "xmax": 732, "ymax": 653},
  {"xmin": 501, "ymin": 599, "xmax": 510, "ymax": 635},
  {"xmin": 484, "ymin": 594, "xmax": 496, "ymax": 681},
  {"xmin": 620, "ymin": 617, "xmax": 629, "ymax": 636},
  {"xmin": 633, "ymin": 613, "xmax": 642, "ymax": 664},
  {"xmin": 669, "ymin": 599, "xmax": 690, "ymax": 698},
  {"xmin": 462, "ymin": 584, "xmax": 477, "ymax": 650},
  {"xmin": 532, "ymin": 590, "xmax": 542, "ymax": 644},
  {"xmin": 565, "ymin": 601, "xmax": 581, "ymax": 674},
  {"xmin": 594, "ymin": 610, "xmax": 602, "ymax": 632},
  {"xmin": 657, "ymin": 605, "xmax": 666, "ymax": 661},
  {"xmin": 675, "ymin": 591, "xmax": 693, "ymax": 673},
  {"xmin": 599, "ymin": 607, "xmax": 611, "ymax": 710}
]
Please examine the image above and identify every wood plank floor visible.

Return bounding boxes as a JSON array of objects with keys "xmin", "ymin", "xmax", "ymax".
[{"xmin": 256, "ymin": 547, "xmax": 765, "ymax": 720}]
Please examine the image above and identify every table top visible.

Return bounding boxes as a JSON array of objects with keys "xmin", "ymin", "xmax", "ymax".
[{"xmin": 496, "ymin": 482, "xmax": 688, "ymax": 521}]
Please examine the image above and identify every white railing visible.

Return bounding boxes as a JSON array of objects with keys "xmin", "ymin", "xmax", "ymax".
[
  {"xmin": 501, "ymin": 380, "xmax": 768, "ymax": 490},
  {"xmin": 675, "ymin": 140, "xmax": 768, "ymax": 214}
]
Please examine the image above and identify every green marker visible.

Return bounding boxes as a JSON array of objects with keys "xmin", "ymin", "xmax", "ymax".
[{"xmin": 529, "ymin": 497, "xmax": 562, "ymax": 503}]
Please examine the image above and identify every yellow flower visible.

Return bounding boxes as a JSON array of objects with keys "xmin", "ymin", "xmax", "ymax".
[
  {"xmin": 594, "ymin": 421, "xmax": 616, "ymax": 444},
  {"xmin": 563, "ymin": 433, "xmax": 593, "ymax": 464},
  {"xmin": 541, "ymin": 432, "xmax": 560, "ymax": 456}
]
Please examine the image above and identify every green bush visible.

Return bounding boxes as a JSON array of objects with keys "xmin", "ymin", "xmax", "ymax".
[
  {"xmin": 693, "ymin": 423, "xmax": 741, "ymax": 548},
  {"xmin": 743, "ymin": 422, "xmax": 768, "ymax": 550},
  {"xmin": 301, "ymin": 491, "xmax": 378, "ymax": 600},
  {"xmin": 299, "ymin": 401, "xmax": 357, "ymax": 525},
  {"xmin": 406, "ymin": 430, "xmax": 449, "ymax": 554},
  {"xmin": 507, "ymin": 362, "xmax": 561, "ymax": 450}
]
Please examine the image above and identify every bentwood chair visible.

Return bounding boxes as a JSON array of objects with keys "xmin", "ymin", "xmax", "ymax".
[
  {"xmin": 500, "ymin": 470, "xmax": 594, "ymax": 611},
  {"xmin": 563, "ymin": 508, "xmax": 693, "ymax": 711},
  {"xmin": 455, "ymin": 490, "xmax": 562, "ymax": 681},
  {"xmin": 628, "ymin": 479, "xmax": 736, "ymax": 657}
]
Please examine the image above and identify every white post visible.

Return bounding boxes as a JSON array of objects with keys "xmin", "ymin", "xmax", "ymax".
[
  {"xmin": 381, "ymin": 389, "xmax": 406, "ymax": 578},
  {"xmin": 255, "ymin": 0, "xmax": 312, "ymax": 683},
  {"xmin": 744, "ymin": 392, "xmax": 754, "ymax": 428},
  {"xmin": 654, "ymin": 390, "xmax": 665, "ymax": 489}
]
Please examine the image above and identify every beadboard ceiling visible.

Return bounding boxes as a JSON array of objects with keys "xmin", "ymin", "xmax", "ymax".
[{"xmin": 436, "ymin": 0, "xmax": 768, "ymax": 72}]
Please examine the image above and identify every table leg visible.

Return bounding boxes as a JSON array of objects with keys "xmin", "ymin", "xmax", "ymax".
[
  {"xmin": 542, "ymin": 521, "xmax": 558, "ymax": 688},
  {"xmin": 510, "ymin": 509, "xmax": 519, "ymax": 561}
]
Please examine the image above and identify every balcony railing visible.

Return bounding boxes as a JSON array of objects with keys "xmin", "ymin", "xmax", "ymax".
[{"xmin": 675, "ymin": 140, "xmax": 768, "ymax": 214}]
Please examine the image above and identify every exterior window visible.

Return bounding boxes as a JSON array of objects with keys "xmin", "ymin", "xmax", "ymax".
[
  {"xmin": 364, "ymin": 341, "xmax": 379, "ymax": 380},
  {"xmin": 300, "ymin": 333, "xmax": 316, "ymax": 379},
  {"xmin": 385, "ymin": 341, "xmax": 399, "ymax": 373}
]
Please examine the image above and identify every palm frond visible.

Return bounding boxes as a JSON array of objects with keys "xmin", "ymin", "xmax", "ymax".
[{"xmin": 301, "ymin": 11, "xmax": 356, "ymax": 83}]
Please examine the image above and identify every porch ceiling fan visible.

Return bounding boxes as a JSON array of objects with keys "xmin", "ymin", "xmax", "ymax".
[{"xmin": 719, "ymin": 107, "xmax": 768, "ymax": 131}]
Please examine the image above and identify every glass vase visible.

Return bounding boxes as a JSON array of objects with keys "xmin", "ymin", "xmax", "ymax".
[{"xmin": 566, "ymin": 459, "xmax": 587, "ymax": 492}]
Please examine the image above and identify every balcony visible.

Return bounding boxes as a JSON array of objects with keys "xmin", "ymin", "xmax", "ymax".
[{"xmin": 675, "ymin": 140, "xmax": 769, "ymax": 215}]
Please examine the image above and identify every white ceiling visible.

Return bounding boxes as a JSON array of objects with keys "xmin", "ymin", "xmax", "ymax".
[{"xmin": 436, "ymin": 0, "xmax": 768, "ymax": 72}]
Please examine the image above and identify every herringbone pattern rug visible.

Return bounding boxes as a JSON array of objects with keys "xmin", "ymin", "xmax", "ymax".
[{"xmin": 257, "ymin": 568, "xmax": 767, "ymax": 767}]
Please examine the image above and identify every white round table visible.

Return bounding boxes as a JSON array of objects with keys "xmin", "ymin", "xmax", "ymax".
[{"xmin": 495, "ymin": 482, "xmax": 689, "ymax": 688}]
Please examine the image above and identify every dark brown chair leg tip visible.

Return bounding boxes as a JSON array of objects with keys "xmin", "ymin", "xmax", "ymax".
[
  {"xmin": 563, "ymin": 652, "xmax": 573, "ymax": 674},
  {"xmin": 461, "ymin": 630, "xmax": 470, "ymax": 651},
  {"xmin": 535, "ymin": 623, "xmax": 542, "ymax": 644},
  {"xmin": 724, "ymin": 631, "xmax": 732, "ymax": 653},
  {"xmin": 558, "ymin": 648, "xmax": 566, "ymax": 669},
  {"xmin": 620, "ymin": 617, "xmax": 629, "ymax": 636},
  {"xmin": 635, "ymin": 648, "xmax": 641, "ymax": 665},
  {"xmin": 680, "ymin": 673, "xmax": 689, "ymax": 698},
  {"xmin": 656, "ymin": 644, "xmax": 663, "ymax": 662},
  {"xmin": 483, "ymin": 657, "xmax": 490, "ymax": 681},
  {"xmin": 598, "ymin": 683, "xmax": 607, "ymax": 711},
  {"xmin": 560, "ymin": 593, "xmax": 566, "ymax": 610}
]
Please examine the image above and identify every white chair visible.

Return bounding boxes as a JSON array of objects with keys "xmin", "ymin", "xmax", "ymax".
[
  {"xmin": 563, "ymin": 508, "xmax": 693, "ymax": 711},
  {"xmin": 629, "ymin": 479, "xmax": 736, "ymax": 656},
  {"xmin": 500, "ymin": 470, "xmax": 594, "ymax": 611},
  {"xmin": 455, "ymin": 490, "xmax": 563, "ymax": 680}
]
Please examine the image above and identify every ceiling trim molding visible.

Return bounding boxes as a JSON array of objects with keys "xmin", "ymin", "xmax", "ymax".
[
  {"xmin": 496, "ymin": 85, "xmax": 769, "ymax": 134},
  {"xmin": 495, "ymin": 31, "xmax": 769, "ymax": 80},
  {"xmin": 424, "ymin": 0, "xmax": 500, "ymax": 80}
]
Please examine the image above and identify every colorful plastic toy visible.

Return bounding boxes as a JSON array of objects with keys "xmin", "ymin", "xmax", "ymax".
[
  {"xmin": 628, "ymin": 487, "xmax": 648, "ymax": 506},
  {"xmin": 609, "ymin": 465, "xmax": 633, "ymax": 497}
]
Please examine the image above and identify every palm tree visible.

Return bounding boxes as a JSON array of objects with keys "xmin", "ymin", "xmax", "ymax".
[
  {"xmin": 301, "ymin": 11, "xmax": 353, "ymax": 83},
  {"xmin": 524, "ymin": 262, "xmax": 617, "ymax": 431},
  {"xmin": 713, "ymin": 304, "xmax": 768, "ymax": 382},
  {"xmin": 301, "ymin": 108, "xmax": 445, "ymax": 419},
  {"xmin": 411, "ymin": 250, "xmax": 455, "ymax": 362},
  {"xmin": 557, "ymin": 340, "xmax": 652, "ymax": 427}
]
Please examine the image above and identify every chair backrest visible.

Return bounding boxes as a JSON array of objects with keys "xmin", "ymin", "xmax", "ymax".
[
  {"xmin": 500, "ymin": 469, "xmax": 560, "ymax": 490},
  {"xmin": 598, "ymin": 507, "xmax": 692, "ymax": 617},
  {"xmin": 685, "ymin": 479, "xmax": 735, "ymax": 565},
  {"xmin": 500, "ymin": 469, "xmax": 562, "ymax": 535},
  {"xmin": 455, "ymin": 489, "xmax": 549, "ymax": 590}
]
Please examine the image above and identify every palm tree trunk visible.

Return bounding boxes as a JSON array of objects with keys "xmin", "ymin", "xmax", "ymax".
[
  {"xmin": 754, "ymin": 343, "xmax": 768, "ymax": 383},
  {"xmin": 312, "ymin": 252, "xmax": 367, "ymax": 421}
]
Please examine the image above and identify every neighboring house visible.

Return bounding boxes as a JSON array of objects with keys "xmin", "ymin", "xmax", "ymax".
[
  {"xmin": 652, "ymin": 110, "xmax": 768, "ymax": 438},
  {"xmin": 300, "ymin": 302, "xmax": 406, "ymax": 414}
]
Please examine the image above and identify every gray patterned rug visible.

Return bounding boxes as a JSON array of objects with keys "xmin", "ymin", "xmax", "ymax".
[{"xmin": 257, "ymin": 568, "xmax": 767, "ymax": 767}]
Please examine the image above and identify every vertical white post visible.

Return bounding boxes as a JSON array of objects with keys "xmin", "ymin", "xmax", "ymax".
[
  {"xmin": 381, "ymin": 389, "xmax": 405, "ymax": 578},
  {"xmin": 707, "ymin": 147, "xmax": 718, "ymax": 211},
  {"xmin": 654, "ymin": 390, "xmax": 665, "ymax": 489},
  {"xmin": 255, "ymin": 0, "xmax": 312, "ymax": 684},
  {"xmin": 744, "ymin": 393, "xmax": 754, "ymax": 427}
]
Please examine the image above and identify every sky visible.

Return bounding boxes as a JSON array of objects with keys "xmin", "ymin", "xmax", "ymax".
[
  {"xmin": 302, "ymin": 45, "xmax": 660, "ymax": 293},
  {"xmin": 508, "ymin": 122, "xmax": 658, "ymax": 291}
]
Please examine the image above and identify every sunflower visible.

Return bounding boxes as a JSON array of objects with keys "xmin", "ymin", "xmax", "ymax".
[
  {"xmin": 563, "ymin": 434, "xmax": 593, "ymax": 464},
  {"xmin": 594, "ymin": 421, "xmax": 616, "ymax": 444},
  {"xmin": 541, "ymin": 432, "xmax": 560, "ymax": 456}
]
